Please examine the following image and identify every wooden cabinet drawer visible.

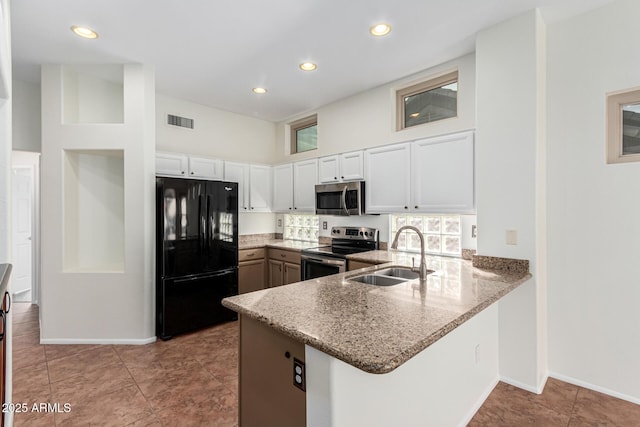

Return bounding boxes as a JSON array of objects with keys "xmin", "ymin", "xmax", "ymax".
[
  {"xmin": 268, "ymin": 248, "xmax": 301, "ymax": 265},
  {"xmin": 239, "ymin": 248, "xmax": 265, "ymax": 262}
]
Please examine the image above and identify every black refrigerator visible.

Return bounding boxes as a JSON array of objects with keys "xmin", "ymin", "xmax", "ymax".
[{"xmin": 156, "ymin": 177, "xmax": 238, "ymax": 340}]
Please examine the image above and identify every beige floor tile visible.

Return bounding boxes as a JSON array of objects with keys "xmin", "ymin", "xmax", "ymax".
[
  {"xmin": 44, "ymin": 343, "xmax": 101, "ymax": 362},
  {"xmin": 571, "ymin": 387, "xmax": 640, "ymax": 426},
  {"xmin": 50, "ymin": 361, "xmax": 136, "ymax": 404},
  {"xmin": 46, "ymin": 345, "xmax": 121, "ymax": 382},
  {"xmin": 54, "ymin": 384, "xmax": 153, "ymax": 427}
]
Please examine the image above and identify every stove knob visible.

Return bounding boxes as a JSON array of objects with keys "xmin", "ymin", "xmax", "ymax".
[{"xmin": 359, "ymin": 231, "xmax": 364, "ymax": 236}]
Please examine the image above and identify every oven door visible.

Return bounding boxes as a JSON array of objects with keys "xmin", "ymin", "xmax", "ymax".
[{"xmin": 301, "ymin": 254, "xmax": 346, "ymax": 280}]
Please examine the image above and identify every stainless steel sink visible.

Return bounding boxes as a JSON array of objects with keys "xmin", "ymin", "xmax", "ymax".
[
  {"xmin": 373, "ymin": 268, "xmax": 421, "ymax": 280},
  {"xmin": 348, "ymin": 265, "xmax": 435, "ymax": 287},
  {"xmin": 349, "ymin": 274, "xmax": 407, "ymax": 286}
]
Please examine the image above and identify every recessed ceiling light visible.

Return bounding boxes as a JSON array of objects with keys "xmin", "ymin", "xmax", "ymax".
[
  {"xmin": 71, "ymin": 25, "xmax": 99, "ymax": 39},
  {"xmin": 252, "ymin": 87, "xmax": 267, "ymax": 94},
  {"xmin": 370, "ymin": 23, "xmax": 391, "ymax": 37},
  {"xmin": 299, "ymin": 62, "xmax": 317, "ymax": 72}
]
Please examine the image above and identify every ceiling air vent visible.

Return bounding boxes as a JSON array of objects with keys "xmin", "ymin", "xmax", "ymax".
[{"xmin": 167, "ymin": 114, "xmax": 194, "ymax": 129}]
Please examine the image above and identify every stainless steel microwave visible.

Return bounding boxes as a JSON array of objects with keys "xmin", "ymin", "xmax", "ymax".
[{"xmin": 315, "ymin": 182, "xmax": 365, "ymax": 216}]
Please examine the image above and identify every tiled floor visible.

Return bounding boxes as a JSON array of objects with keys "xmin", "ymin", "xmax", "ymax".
[
  {"xmin": 12, "ymin": 302, "xmax": 640, "ymax": 426},
  {"xmin": 12, "ymin": 303, "xmax": 238, "ymax": 426}
]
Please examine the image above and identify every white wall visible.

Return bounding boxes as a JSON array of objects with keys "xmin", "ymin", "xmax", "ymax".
[
  {"xmin": 307, "ymin": 304, "xmax": 499, "ymax": 427},
  {"xmin": 41, "ymin": 64, "xmax": 156, "ymax": 343},
  {"xmin": 475, "ymin": 10, "xmax": 546, "ymax": 391},
  {"xmin": 273, "ymin": 54, "xmax": 476, "ymax": 164},
  {"xmin": 547, "ymin": 0, "xmax": 640, "ymax": 403},
  {"xmin": 156, "ymin": 93, "xmax": 277, "ymax": 164},
  {"xmin": 12, "ymin": 79, "xmax": 40, "ymax": 152},
  {"xmin": 0, "ymin": 1, "xmax": 12, "ymax": 425}
]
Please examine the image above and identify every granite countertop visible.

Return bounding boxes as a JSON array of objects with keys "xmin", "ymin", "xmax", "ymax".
[
  {"xmin": 223, "ymin": 251, "xmax": 531, "ymax": 374},
  {"xmin": 239, "ymin": 239, "xmax": 319, "ymax": 251}
]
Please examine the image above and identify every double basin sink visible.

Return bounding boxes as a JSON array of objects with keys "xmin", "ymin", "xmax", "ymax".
[{"xmin": 348, "ymin": 266, "xmax": 434, "ymax": 287}]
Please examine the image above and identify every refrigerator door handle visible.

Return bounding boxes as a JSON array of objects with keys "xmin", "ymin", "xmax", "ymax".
[
  {"xmin": 206, "ymin": 195, "xmax": 212, "ymax": 249},
  {"xmin": 199, "ymin": 195, "xmax": 206, "ymax": 249}
]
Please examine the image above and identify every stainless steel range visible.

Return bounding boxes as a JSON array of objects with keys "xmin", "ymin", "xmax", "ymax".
[{"xmin": 301, "ymin": 226, "xmax": 379, "ymax": 280}]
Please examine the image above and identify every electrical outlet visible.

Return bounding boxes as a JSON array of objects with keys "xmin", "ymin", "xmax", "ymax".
[
  {"xmin": 505, "ymin": 230, "xmax": 517, "ymax": 245},
  {"xmin": 293, "ymin": 358, "xmax": 305, "ymax": 391},
  {"xmin": 322, "ymin": 221, "xmax": 328, "ymax": 230},
  {"xmin": 471, "ymin": 225, "xmax": 477, "ymax": 238},
  {"xmin": 475, "ymin": 344, "xmax": 480, "ymax": 364}
]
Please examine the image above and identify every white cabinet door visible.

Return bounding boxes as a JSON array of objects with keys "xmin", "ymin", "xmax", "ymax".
[
  {"xmin": 364, "ymin": 143, "xmax": 411, "ymax": 213},
  {"xmin": 225, "ymin": 162, "xmax": 250, "ymax": 211},
  {"xmin": 188, "ymin": 156, "xmax": 224, "ymax": 180},
  {"xmin": 293, "ymin": 159, "xmax": 318, "ymax": 212},
  {"xmin": 411, "ymin": 131, "xmax": 475, "ymax": 213},
  {"xmin": 156, "ymin": 152, "xmax": 188, "ymax": 177},
  {"xmin": 318, "ymin": 155, "xmax": 340, "ymax": 184},
  {"xmin": 318, "ymin": 152, "xmax": 363, "ymax": 183},
  {"xmin": 272, "ymin": 164, "xmax": 293, "ymax": 212},
  {"xmin": 339, "ymin": 151, "xmax": 364, "ymax": 181},
  {"xmin": 249, "ymin": 165, "xmax": 272, "ymax": 212}
]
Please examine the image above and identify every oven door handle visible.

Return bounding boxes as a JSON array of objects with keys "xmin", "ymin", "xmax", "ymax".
[
  {"xmin": 341, "ymin": 186, "xmax": 350, "ymax": 216},
  {"xmin": 301, "ymin": 255, "xmax": 346, "ymax": 266}
]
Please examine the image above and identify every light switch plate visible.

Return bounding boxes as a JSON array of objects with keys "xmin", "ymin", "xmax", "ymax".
[{"xmin": 505, "ymin": 230, "xmax": 517, "ymax": 245}]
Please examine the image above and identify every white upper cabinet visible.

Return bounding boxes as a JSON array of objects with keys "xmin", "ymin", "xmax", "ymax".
[
  {"xmin": 272, "ymin": 164, "xmax": 294, "ymax": 212},
  {"xmin": 364, "ymin": 131, "xmax": 475, "ymax": 215},
  {"xmin": 318, "ymin": 151, "xmax": 364, "ymax": 183},
  {"xmin": 155, "ymin": 152, "xmax": 188, "ymax": 177},
  {"xmin": 411, "ymin": 131, "xmax": 474, "ymax": 213},
  {"xmin": 155, "ymin": 152, "xmax": 223, "ymax": 180},
  {"xmin": 364, "ymin": 143, "xmax": 412, "ymax": 213},
  {"xmin": 293, "ymin": 159, "xmax": 318, "ymax": 212},
  {"xmin": 224, "ymin": 162, "xmax": 250, "ymax": 211},
  {"xmin": 188, "ymin": 156, "xmax": 224, "ymax": 180},
  {"xmin": 318, "ymin": 156, "xmax": 340, "ymax": 183},
  {"xmin": 273, "ymin": 160, "xmax": 318, "ymax": 213},
  {"xmin": 339, "ymin": 151, "xmax": 364, "ymax": 181},
  {"xmin": 249, "ymin": 165, "xmax": 272, "ymax": 212}
]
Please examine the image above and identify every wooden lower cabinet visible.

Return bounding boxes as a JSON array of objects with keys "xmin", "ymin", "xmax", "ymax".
[
  {"xmin": 239, "ymin": 249, "xmax": 266, "ymax": 294},
  {"xmin": 240, "ymin": 315, "xmax": 305, "ymax": 426},
  {"xmin": 267, "ymin": 248, "xmax": 301, "ymax": 287}
]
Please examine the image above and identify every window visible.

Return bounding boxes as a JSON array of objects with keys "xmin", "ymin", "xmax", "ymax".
[
  {"xmin": 290, "ymin": 115, "xmax": 318, "ymax": 154},
  {"xmin": 607, "ymin": 88, "xmax": 640, "ymax": 164},
  {"xmin": 284, "ymin": 214, "xmax": 319, "ymax": 242},
  {"xmin": 390, "ymin": 214, "xmax": 461, "ymax": 257},
  {"xmin": 396, "ymin": 71, "xmax": 458, "ymax": 131}
]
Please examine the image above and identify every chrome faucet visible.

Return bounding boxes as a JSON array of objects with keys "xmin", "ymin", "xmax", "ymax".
[{"xmin": 390, "ymin": 225, "xmax": 429, "ymax": 281}]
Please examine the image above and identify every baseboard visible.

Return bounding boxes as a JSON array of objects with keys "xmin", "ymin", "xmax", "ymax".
[
  {"xmin": 458, "ymin": 376, "xmax": 500, "ymax": 427},
  {"xmin": 40, "ymin": 337, "xmax": 157, "ymax": 345},
  {"xmin": 500, "ymin": 374, "xmax": 546, "ymax": 394},
  {"xmin": 549, "ymin": 371, "xmax": 640, "ymax": 405}
]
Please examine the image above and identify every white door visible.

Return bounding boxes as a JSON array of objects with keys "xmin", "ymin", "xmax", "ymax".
[{"xmin": 12, "ymin": 167, "xmax": 33, "ymax": 298}]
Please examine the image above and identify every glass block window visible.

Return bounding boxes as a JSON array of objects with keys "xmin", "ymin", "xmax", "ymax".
[
  {"xmin": 284, "ymin": 214, "xmax": 319, "ymax": 242},
  {"xmin": 390, "ymin": 214, "xmax": 461, "ymax": 256}
]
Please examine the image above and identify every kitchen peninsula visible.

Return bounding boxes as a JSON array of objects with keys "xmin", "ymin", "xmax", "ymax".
[{"xmin": 223, "ymin": 251, "xmax": 531, "ymax": 426}]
